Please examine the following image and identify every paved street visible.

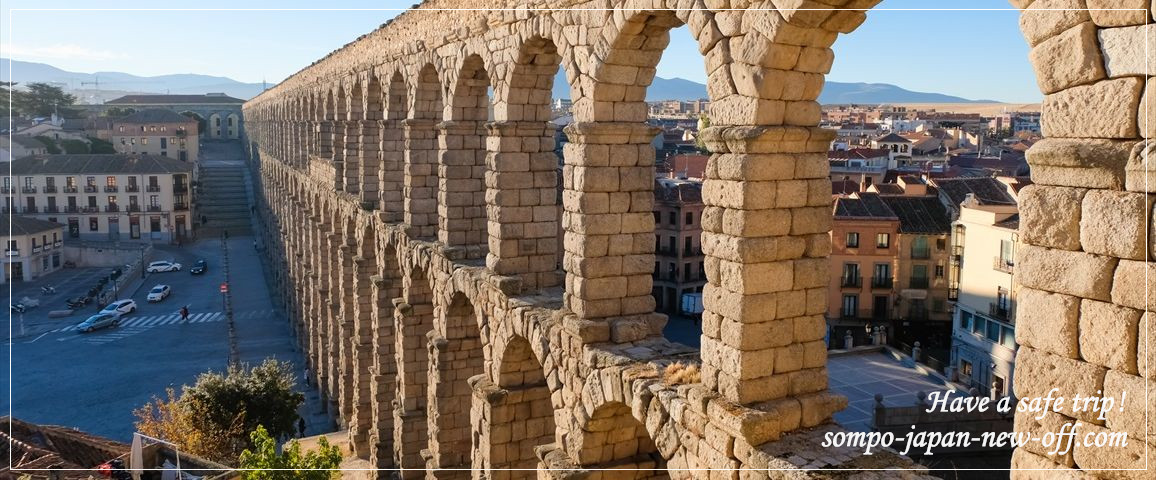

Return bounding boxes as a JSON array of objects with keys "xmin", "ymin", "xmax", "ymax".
[{"xmin": 2, "ymin": 141, "xmax": 329, "ymax": 442}]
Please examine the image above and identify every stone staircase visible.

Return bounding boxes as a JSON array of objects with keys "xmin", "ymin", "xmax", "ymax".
[{"xmin": 197, "ymin": 163, "xmax": 253, "ymax": 237}]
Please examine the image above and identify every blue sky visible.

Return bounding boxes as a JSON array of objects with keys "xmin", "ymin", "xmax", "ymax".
[{"xmin": 2, "ymin": 0, "xmax": 1040, "ymax": 103}]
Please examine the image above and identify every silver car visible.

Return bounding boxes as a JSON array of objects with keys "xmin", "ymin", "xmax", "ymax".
[
  {"xmin": 147, "ymin": 260, "xmax": 182, "ymax": 273},
  {"xmin": 76, "ymin": 313, "xmax": 120, "ymax": 333}
]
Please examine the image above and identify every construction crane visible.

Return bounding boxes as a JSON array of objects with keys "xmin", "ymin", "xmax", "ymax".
[{"xmin": 80, "ymin": 76, "xmax": 102, "ymax": 104}]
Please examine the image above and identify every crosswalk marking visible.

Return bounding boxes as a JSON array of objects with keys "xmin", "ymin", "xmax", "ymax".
[{"xmin": 46, "ymin": 309, "xmax": 275, "ymax": 334}]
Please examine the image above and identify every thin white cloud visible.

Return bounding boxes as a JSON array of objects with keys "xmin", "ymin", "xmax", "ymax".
[{"xmin": 0, "ymin": 43, "xmax": 128, "ymax": 61}]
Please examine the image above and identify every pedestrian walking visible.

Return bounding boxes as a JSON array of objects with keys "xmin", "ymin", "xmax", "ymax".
[
  {"xmin": 297, "ymin": 416, "xmax": 306, "ymax": 438},
  {"xmin": 179, "ymin": 305, "xmax": 189, "ymax": 322}
]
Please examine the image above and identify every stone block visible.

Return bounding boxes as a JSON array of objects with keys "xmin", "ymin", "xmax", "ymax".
[
  {"xmin": 1009, "ymin": 448, "xmax": 1081, "ymax": 480},
  {"xmin": 1019, "ymin": 0, "xmax": 1091, "ymax": 46},
  {"xmin": 1042, "ymin": 77, "xmax": 1144, "ymax": 138},
  {"xmin": 1098, "ymin": 23, "xmax": 1155, "ymax": 77},
  {"xmin": 1142, "ymin": 83, "xmax": 1156, "ymax": 140},
  {"xmin": 1087, "ymin": 0, "xmax": 1149, "ymax": 26},
  {"xmin": 1111, "ymin": 259, "xmax": 1155, "ymax": 311},
  {"xmin": 1017, "ymin": 244, "xmax": 1117, "ymax": 301},
  {"xmin": 1079, "ymin": 189, "xmax": 1154, "ymax": 260},
  {"xmin": 1014, "ymin": 347, "xmax": 1107, "ymax": 423},
  {"xmin": 1025, "ymin": 138, "xmax": 1131, "ymax": 190},
  {"xmin": 1073, "ymin": 423, "xmax": 1153, "ymax": 474},
  {"xmin": 1141, "ymin": 311, "xmax": 1155, "ymax": 379},
  {"xmin": 1029, "ymin": 22, "xmax": 1105, "ymax": 94},
  {"xmin": 1014, "ymin": 410, "xmax": 1076, "ymax": 466},
  {"xmin": 1102, "ymin": 370, "xmax": 1155, "ymax": 445},
  {"xmin": 1015, "ymin": 287, "xmax": 1080, "ymax": 358},
  {"xmin": 1079, "ymin": 299, "xmax": 1142, "ymax": 373},
  {"xmin": 1019, "ymin": 185, "xmax": 1086, "ymax": 250}
]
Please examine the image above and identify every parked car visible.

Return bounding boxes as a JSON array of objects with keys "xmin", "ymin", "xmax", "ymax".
[
  {"xmin": 147, "ymin": 261, "xmax": 182, "ymax": 273},
  {"xmin": 100, "ymin": 299, "xmax": 137, "ymax": 315},
  {"xmin": 189, "ymin": 259, "xmax": 207, "ymax": 275},
  {"xmin": 147, "ymin": 285, "xmax": 172, "ymax": 302},
  {"xmin": 66, "ymin": 296, "xmax": 92, "ymax": 309},
  {"xmin": 76, "ymin": 312, "xmax": 120, "ymax": 333}
]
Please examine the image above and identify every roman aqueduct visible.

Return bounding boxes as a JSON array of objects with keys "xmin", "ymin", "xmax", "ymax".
[{"xmin": 241, "ymin": 0, "xmax": 1153, "ymax": 477}]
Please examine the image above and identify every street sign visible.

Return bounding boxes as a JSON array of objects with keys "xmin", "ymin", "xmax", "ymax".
[{"xmin": 220, "ymin": 283, "xmax": 228, "ymax": 293}]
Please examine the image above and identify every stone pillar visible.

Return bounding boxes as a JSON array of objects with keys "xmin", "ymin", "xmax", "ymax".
[
  {"xmin": 437, "ymin": 120, "xmax": 487, "ymax": 254},
  {"xmin": 696, "ymin": 126, "xmax": 845, "ymax": 425},
  {"xmin": 337, "ymin": 243, "xmax": 356, "ymax": 428},
  {"xmin": 392, "ymin": 287, "xmax": 433, "ymax": 475},
  {"xmin": 560, "ymin": 122, "xmax": 665, "ymax": 340},
  {"xmin": 359, "ymin": 120, "xmax": 381, "ymax": 208},
  {"xmin": 402, "ymin": 119, "xmax": 439, "ymax": 238},
  {"xmin": 369, "ymin": 270, "xmax": 400, "ymax": 470},
  {"xmin": 343, "ymin": 120, "xmax": 361, "ymax": 194},
  {"xmin": 379, "ymin": 119, "xmax": 405, "ymax": 222},
  {"xmin": 485, "ymin": 120, "xmax": 562, "ymax": 292},
  {"xmin": 348, "ymin": 256, "xmax": 376, "ymax": 459}
]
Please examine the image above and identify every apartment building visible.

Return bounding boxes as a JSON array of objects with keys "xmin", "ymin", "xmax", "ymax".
[
  {"xmin": 5, "ymin": 154, "xmax": 194, "ymax": 243},
  {"xmin": 652, "ymin": 178, "xmax": 706, "ymax": 314},
  {"xmin": 1, "ymin": 216, "xmax": 66, "ymax": 284},
  {"xmin": 828, "ymin": 176, "xmax": 953, "ymax": 350},
  {"xmin": 948, "ymin": 187, "xmax": 1020, "ymax": 398},
  {"xmin": 111, "ymin": 109, "xmax": 200, "ymax": 163}
]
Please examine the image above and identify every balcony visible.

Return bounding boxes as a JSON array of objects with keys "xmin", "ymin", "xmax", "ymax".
[
  {"xmin": 84, "ymin": 185, "xmax": 98, "ymax": 193},
  {"xmin": 22, "ymin": 186, "xmax": 36, "ymax": 194},
  {"xmin": 127, "ymin": 205, "xmax": 141, "ymax": 213},
  {"xmin": 871, "ymin": 276, "xmax": 893, "ymax": 289},
  {"xmin": 53, "ymin": 241, "xmax": 62, "ymax": 248},
  {"xmin": 148, "ymin": 205, "xmax": 163, "ymax": 212},
  {"xmin": 911, "ymin": 247, "xmax": 931, "ymax": 259},
  {"xmin": 64, "ymin": 186, "xmax": 78, "ymax": 193},
  {"xmin": 125, "ymin": 184, "xmax": 140, "ymax": 192},
  {"xmin": 44, "ymin": 206, "xmax": 59, "ymax": 214},
  {"xmin": 105, "ymin": 185, "xmax": 119, "ymax": 193},
  {"xmin": 105, "ymin": 205, "xmax": 120, "ymax": 212},
  {"xmin": 841, "ymin": 275, "xmax": 862, "ymax": 288},
  {"xmin": 173, "ymin": 184, "xmax": 189, "ymax": 193},
  {"xmin": 909, "ymin": 277, "xmax": 930, "ymax": 289},
  {"xmin": 147, "ymin": 185, "xmax": 161, "ymax": 192},
  {"xmin": 4, "ymin": 249, "xmax": 18, "ymax": 257},
  {"xmin": 64, "ymin": 205, "xmax": 79, "ymax": 213},
  {"xmin": 0, "ymin": 187, "xmax": 10, "ymax": 194},
  {"xmin": 993, "ymin": 256, "xmax": 1014, "ymax": 273},
  {"xmin": 989, "ymin": 302, "xmax": 1011, "ymax": 321},
  {"xmin": 174, "ymin": 203, "xmax": 189, "ymax": 211},
  {"xmin": 682, "ymin": 248, "xmax": 704, "ymax": 257},
  {"xmin": 32, "ymin": 246, "xmax": 42, "ymax": 254},
  {"xmin": 44, "ymin": 186, "xmax": 57, "ymax": 193},
  {"xmin": 82, "ymin": 206, "xmax": 100, "ymax": 213},
  {"xmin": 22, "ymin": 206, "xmax": 38, "ymax": 214}
]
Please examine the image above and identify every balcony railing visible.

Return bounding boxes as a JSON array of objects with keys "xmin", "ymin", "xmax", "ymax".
[
  {"xmin": 146, "ymin": 185, "xmax": 161, "ymax": 192},
  {"xmin": 4, "ymin": 249, "xmax": 18, "ymax": 257},
  {"xmin": 909, "ymin": 277, "xmax": 930, "ymax": 289},
  {"xmin": 173, "ymin": 184, "xmax": 188, "ymax": 193},
  {"xmin": 64, "ymin": 205, "xmax": 79, "ymax": 213},
  {"xmin": 841, "ymin": 275, "xmax": 862, "ymax": 288},
  {"xmin": 911, "ymin": 247, "xmax": 931, "ymax": 259},
  {"xmin": 125, "ymin": 184, "xmax": 140, "ymax": 192},
  {"xmin": 84, "ymin": 185, "xmax": 98, "ymax": 193},
  {"xmin": 0, "ymin": 187, "xmax": 10, "ymax": 194},
  {"xmin": 104, "ymin": 185, "xmax": 119, "ymax": 193},
  {"xmin": 127, "ymin": 205, "xmax": 141, "ymax": 212},
  {"xmin": 105, "ymin": 205, "xmax": 120, "ymax": 212},
  {"xmin": 32, "ymin": 246, "xmax": 41, "ymax": 254},
  {"xmin": 22, "ymin": 186, "xmax": 36, "ymax": 194},
  {"xmin": 147, "ymin": 205, "xmax": 162, "ymax": 212},
  {"xmin": 993, "ymin": 256, "xmax": 1014, "ymax": 273},
  {"xmin": 44, "ymin": 206, "xmax": 59, "ymax": 213},
  {"xmin": 82, "ymin": 206, "xmax": 100, "ymax": 213},
  {"xmin": 682, "ymin": 248, "xmax": 704, "ymax": 257},
  {"xmin": 989, "ymin": 302, "xmax": 1011, "ymax": 321},
  {"xmin": 871, "ymin": 276, "xmax": 893, "ymax": 289},
  {"xmin": 53, "ymin": 241, "xmax": 62, "ymax": 247},
  {"xmin": 22, "ymin": 206, "xmax": 38, "ymax": 213},
  {"xmin": 44, "ymin": 186, "xmax": 57, "ymax": 193},
  {"xmin": 174, "ymin": 203, "xmax": 188, "ymax": 211},
  {"xmin": 64, "ymin": 186, "xmax": 78, "ymax": 193}
]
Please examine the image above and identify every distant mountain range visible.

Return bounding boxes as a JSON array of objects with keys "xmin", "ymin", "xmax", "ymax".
[{"xmin": 4, "ymin": 58, "xmax": 993, "ymax": 105}]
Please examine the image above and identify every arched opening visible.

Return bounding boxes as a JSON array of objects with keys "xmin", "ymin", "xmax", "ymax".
[
  {"xmin": 404, "ymin": 63, "xmax": 443, "ymax": 238},
  {"xmin": 348, "ymin": 223, "xmax": 379, "ymax": 458},
  {"xmin": 438, "ymin": 54, "xmax": 492, "ymax": 251},
  {"xmin": 370, "ymin": 244, "xmax": 402, "ymax": 469},
  {"xmin": 487, "ymin": 35, "xmax": 568, "ymax": 292},
  {"xmin": 393, "ymin": 266, "xmax": 435, "ymax": 470},
  {"xmin": 485, "ymin": 334, "xmax": 557, "ymax": 476},
  {"xmin": 426, "ymin": 292, "xmax": 485, "ymax": 473},
  {"xmin": 575, "ymin": 401, "xmax": 667, "ymax": 476},
  {"xmin": 380, "ymin": 70, "xmax": 408, "ymax": 222},
  {"xmin": 208, "ymin": 112, "xmax": 222, "ymax": 138},
  {"xmin": 226, "ymin": 112, "xmax": 240, "ymax": 139},
  {"xmin": 360, "ymin": 75, "xmax": 384, "ymax": 208}
]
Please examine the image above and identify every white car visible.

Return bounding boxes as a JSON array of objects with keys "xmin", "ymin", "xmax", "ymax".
[
  {"xmin": 147, "ymin": 261, "xmax": 182, "ymax": 273},
  {"xmin": 147, "ymin": 284, "xmax": 172, "ymax": 302},
  {"xmin": 100, "ymin": 299, "xmax": 137, "ymax": 315}
]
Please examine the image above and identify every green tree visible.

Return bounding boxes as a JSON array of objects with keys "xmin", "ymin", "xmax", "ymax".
[
  {"xmin": 12, "ymin": 82, "xmax": 78, "ymax": 117},
  {"xmin": 60, "ymin": 139, "xmax": 90, "ymax": 154},
  {"xmin": 0, "ymin": 82, "xmax": 14, "ymax": 119},
  {"xmin": 88, "ymin": 137, "xmax": 117, "ymax": 153},
  {"xmin": 134, "ymin": 388, "xmax": 248, "ymax": 463},
  {"xmin": 104, "ymin": 107, "xmax": 136, "ymax": 117},
  {"xmin": 180, "ymin": 110, "xmax": 207, "ymax": 135},
  {"xmin": 238, "ymin": 426, "xmax": 342, "ymax": 480},
  {"xmin": 34, "ymin": 136, "xmax": 61, "ymax": 154},
  {"xmin": 182, "ymin": 359, "xmax": 305, "ymax": 443}
]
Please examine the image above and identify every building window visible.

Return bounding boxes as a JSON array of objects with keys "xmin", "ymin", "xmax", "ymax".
[
  {"xmin": 150, "ymin": 216, "xmax": 161, "ymax": 232},
  {"xmin": 846, "ymin": 232, "xmax": 859, "ymax": 248},
  {"xmin": 89, "ymin": 217, "xmax": 99, "ymax": 231},
  {"xmin": 667, "ymin": 236, "xmax": 675, "ymax": 254},
  {"xmin": 973, "ymin": 315, "xmax": 987, "ymax": 336},
  {"xmin": 149, "ymin": 195, "xmax": 160, "ymax": 207},
  {"xmin": 936, "ymin": 237, "xmax": 947, "ymax": 250},
  {"xmin": 960, "ymin": 310, "xmax": 973, "ymax": 330},
  {"xmin": 653, "ymin": 211, "xmax": 660, "ymax": 224},
  {"xmin": 935, "ymin": 263, "xmax": 945, "ymax": 278},
  {"xmin": 842, "ymin": 263, "xmax": 860, "ymax": 287},
  {"xmin": 1000, "ymin": 240, "xmax": 1015, "ymax": 266},
  {"xmin": 106, "ymin": 176, "xmax": 117, "ymax": 187},
  {"xmin": 141, "ymin": 138, "xmax": 148, "ymax": 145},
  {"xmin": 86, "ymin": 177, "xmax": 96, "ymax": 187},
  {"xmin": 683, "ymin": 236, "xmax": 693, "ymax": 255},
  {"xmin": 876, "ymin": 233, "xmax": 889, "ymax": 249},
  {"xmin": 685, "ymin": 212, "xmax": 693, "ymax": 226},
  {"xmin": 841, "ymin": 295, "xmax": 858, "ymax": 317},
  {"xmin": 668, "ymin": 211, "xmax": 676, "ymax": 226},
  {"xmin": 683, "ymin": 262, "xmax": 691, "ymax": 282},
  {"xmin": 87, "ymin": 196, "xmax": 97, "ymax": 208},
  {"xmin": 1000, "ymin": 326, "xmax": 1015, "ymax": 349},
  {"xmin": 959, "ymin": 360, "xmax": 973, "ymax": 377},
  {"xmin": 986, "ymin": 321, "xmax": 1001, "ymax": 342}
]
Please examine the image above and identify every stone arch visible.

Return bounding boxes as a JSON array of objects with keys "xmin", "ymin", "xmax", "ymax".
[
  {"xmin": 393, "ymin": 264, "xmax": 436, "ymax": 470},
  {"xmin": 573, "ymin": 401, "xmax": 667, "ymax": 476},
  {"xmin": 438, "ymin": 53, "xmax": 492, "ymax": 250},
  {"xmin": 208, "ymin": 112, "xmax": 222, "ymax": 138},
  {"xmin": 426, "ymin": 291, "xmax": 486, "ymax": 473},
  {"xmin": 403, "ymin": 63, "xmax": 444, "ymax": 239},
  {"xmin": 226, "ymin": 112, "xmax": 240, "ymax": 139},
  {"xmin": 478, "ymin": 333, "xmax": 558, "ymax": 476}
]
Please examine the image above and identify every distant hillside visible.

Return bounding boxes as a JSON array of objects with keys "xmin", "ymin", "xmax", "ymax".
[
  {"xmin": 5, "ymin": 57, "xmax": 991, "ymax": 106},
  {"xmin": 551, "ymin": 70, "xmax": 991, "ymax": 104},
  {"xmin": 1, "ymin": 58, "xmax": 265, "ymax": 101}
]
